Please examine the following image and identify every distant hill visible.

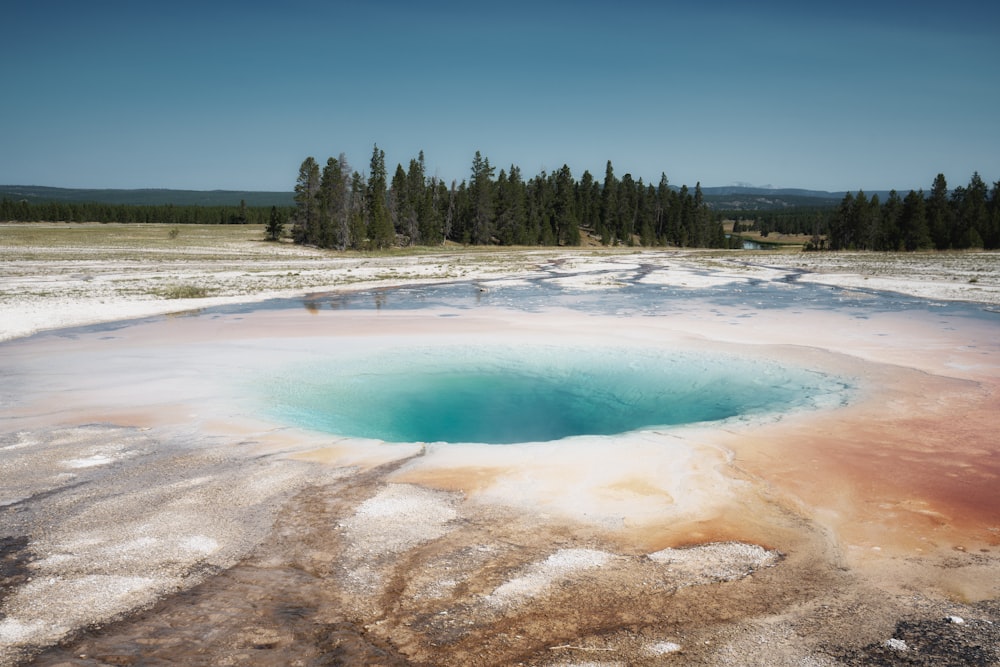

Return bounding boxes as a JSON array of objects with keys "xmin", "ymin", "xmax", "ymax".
[
  {"xmin": 700, "ymin": 186, "xmax": 843, "ymax": 198},
  {"xmin": 1, "ymin": 184, "xmax": 900, "ymax": 212},
  {"xmin": 0, "ymin": 185, "xmax": 294, "ymax": 207},
  {"xmin": 700, "ymin": 186, "xmax": 898, "ymax": 211}
]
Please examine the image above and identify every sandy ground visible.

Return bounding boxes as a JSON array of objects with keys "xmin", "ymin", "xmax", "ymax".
[{"xmin": 2, "ymin": 226, "xmax": 1000, "ymax": 665}]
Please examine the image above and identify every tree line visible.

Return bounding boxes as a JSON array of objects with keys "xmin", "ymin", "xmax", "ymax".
[
  {"xmin": 0, "ymin": 197, "xmax": 288, "ymax": 226},
  {"xmin": 728, "ymin": 172, "xmax": 1000, "ymax": 251},
  {"xmin": 290, "ymin": 146, "xmax": 731, "ymax": 249},
  {"xmin": 6, "ymin": 160, "xmax": 995, "ymax": 252},
  {"xmin": 826, "ymin": 173, "xmax": 999, "ymax": 251}
]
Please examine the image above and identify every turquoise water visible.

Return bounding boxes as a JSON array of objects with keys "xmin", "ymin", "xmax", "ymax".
[{"xmin": 258, "ymin": 345, "xmax": 849, "ymax": 444}]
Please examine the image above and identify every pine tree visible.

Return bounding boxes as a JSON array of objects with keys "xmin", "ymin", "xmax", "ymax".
[
  {"xmin": 900, "ymin": 189, "xmax": 931, "ymax": 250},
  {"xmin": 405, "ymin": 153, "xmax": 426, "ymax": 244},
  {"xmin": 291, "ymin": 157, "xmax": 321, "ymax": 245},
  {"xmin": 443, "ymin": 180, "xmax": 460, "ymax": 243},
  {"xmin": 828, "ymin": 192, "xmax": 852, "ymax": 250},
  {"xmin": 927, "ymin": 174, "xmax": 952, "ymax": 249},
  {"xmin": 880, "ymin": 190, "xmax": 902, "ymax": 250},
  {"xmin": 421, "ymin": 177, "xmax": 446, "ymax": 245},
  {"xmin": 987, "ymin": 181, "xmax": 1000, "ymax": 249},
  {"xmin": 510, "ymin": 168, "xmax": 525, "ymax": 244},
  {"xmin": 954, "ymin": 172, "xmax": 988, "ymax": 248},
  {"xmin": 599, "ymin": 161, "xmax": 618, "ymax": 245},
  {"xmin": 367, "ymin": 144, "xmax": 394, "ymax": 249},
  {"xmin": 318, "ymin": 156, "xmax": 347, "ymax": 249},
  {"xmin": 553, "ymin": 164, "xmax": 579, "ymax": 245},
  {"xmin": 862, "ymin": 193, "xmax": 881, "ymax": 250},
  {"xmin": 469, "ymin": 151, "xmax": 496, "ymax": 244},
  {"xmin": 336, "ymin": 154, "xmax": 352, "ymax": 249},
  {"xmin": 692, "ymin": 182, "xmax": 709, "ymax": 247},
  {"xmin": 575, "ymin": 170, "xmax": 599, "ymax": 237},
  {"xmin": 494, "ymin": 169, "xmax": 515, "ymax": 245},
  {"xmin": 676, "ymin": 184, "xmax": 692, "ymax": 247},
  {"xmin": 389, "ymin": 163, "xmax": 409, "ymax": 239},
  {"xmin": 266, "ymin": 206, "xmax": 285, "ymax": 241},
  {"xmin": 450, "ymin": 184, "xmax": 469, "ymax": 244},
  {"xmin": 637, "ymin": 182, "xmax": 655, "ymax": 246},
  {"xmin": 617, "ymin": 173, "xmax": 637, "ymax": 245},
  {"xmin": 654, "ymin": 173, "xmax": 670, "ymax": 244},
  {"xmin": 348, "ymin": 171, "xmax": 367, "ymax": 250}
]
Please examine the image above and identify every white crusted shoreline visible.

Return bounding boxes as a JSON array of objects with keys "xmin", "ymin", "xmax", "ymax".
[{"xmin": 2, "ymin": 223, "xmax": 998, "ymax": 343}]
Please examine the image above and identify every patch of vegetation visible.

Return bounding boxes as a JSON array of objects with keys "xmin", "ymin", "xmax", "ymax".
[{"xmin": 156, "ymin": 284, "xmax": 215, "ymax": 299}]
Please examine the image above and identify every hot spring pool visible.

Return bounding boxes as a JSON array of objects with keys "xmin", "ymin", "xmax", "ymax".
[{"xmin": 256, "ymin": 345, "xmax": 850, "ymax": 444}]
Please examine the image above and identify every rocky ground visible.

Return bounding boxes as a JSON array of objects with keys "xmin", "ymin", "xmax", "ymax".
[{"xmin": 5, "ymin": 424, "xmax": 998, "ymax": 667}]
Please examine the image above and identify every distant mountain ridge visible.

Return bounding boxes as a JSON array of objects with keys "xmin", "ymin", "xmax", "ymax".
[
  {"xmin": 1, "ymin": 184, "xmax": 900, "ymax": 212},
  {"xmin": 699, "ymin": 186, "xmax": 899, "ymax": 211},
  {"xmin": 0, "ymin": 185, "xmax": 295, "ymax": 207},
  {"xmin": 701, "ymin": 186, "xmax": 841, "ymax": 198}
]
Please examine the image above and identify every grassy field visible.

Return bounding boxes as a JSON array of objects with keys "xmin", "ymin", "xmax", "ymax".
[
  {"xmin": 0, "ymin": 222, "xmax": 645, "ymax": 266},
  {"xmin": 1, "ymin": 222, "xmax": 285, "ymax": 259},
  {"xmin": 721, "ymin": 220, "xmax": 814, "ymax": 248}
]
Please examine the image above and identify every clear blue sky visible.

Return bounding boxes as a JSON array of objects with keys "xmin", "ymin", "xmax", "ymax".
[{"xmin": 3, "ymin": 0, "xmax": 998, "ymax": 193}]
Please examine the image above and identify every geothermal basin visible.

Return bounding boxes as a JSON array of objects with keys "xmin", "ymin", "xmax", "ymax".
[{"xmin": 1, "ymin": 254, "xmax": 999, "ymax": 666}]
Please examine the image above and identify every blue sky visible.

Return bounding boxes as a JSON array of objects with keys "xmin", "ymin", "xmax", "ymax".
[{"xmin": 3, "ymin": 1, "xmax": 998, "ymax": 192}]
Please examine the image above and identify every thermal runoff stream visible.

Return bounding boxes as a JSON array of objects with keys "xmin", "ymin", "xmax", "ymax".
[{"xmin": 258, "ymin": 345, "xmax": 850, "ymax": 444}]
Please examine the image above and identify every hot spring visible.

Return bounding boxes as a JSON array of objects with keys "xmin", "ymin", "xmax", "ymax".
[{"xmin": 256, "ymin": 344, "xmax": 850, "ymax": 444}]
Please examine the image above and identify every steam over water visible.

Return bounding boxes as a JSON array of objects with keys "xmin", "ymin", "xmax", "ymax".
[{"xmin": 259, "ymin": 345, "xmax": 850, "ymax": 444}]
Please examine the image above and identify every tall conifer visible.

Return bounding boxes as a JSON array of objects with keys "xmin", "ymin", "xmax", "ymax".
[
  {"xmin": 367, "ymin": 144, "xmax": 394, "ymax": 249},
  {"xmin": 291, "ymin": 157, "xmax": 320, "ymax": 245}
]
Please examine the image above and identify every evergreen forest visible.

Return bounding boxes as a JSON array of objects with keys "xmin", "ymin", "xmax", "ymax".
[
  {"xmin": 287, "ymin": 147, "xmax": 731, "ymax": 250},
  {"xmin": 725, "ymin": 172, "xmax": 1000, "ymax": 251},
  {"xmin": 824, "ymin": 173, "xmax": 999, "ymax": 250},
  {"xmin": 0, "ymin": 198, "xmax": 284, "ymax": 227},
  {"xmin": 3, "ymin": 147, "xmax": 998, "ymax": 251}
]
